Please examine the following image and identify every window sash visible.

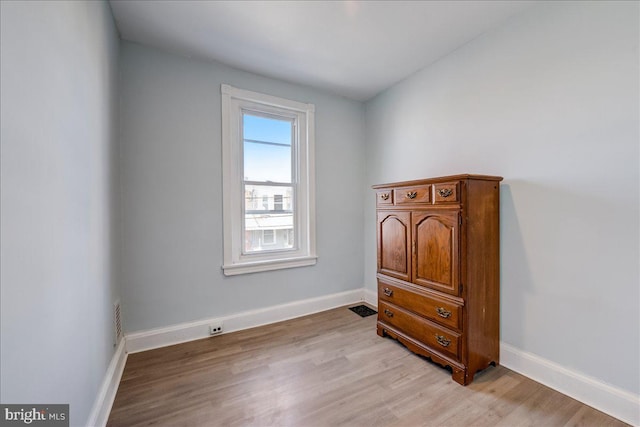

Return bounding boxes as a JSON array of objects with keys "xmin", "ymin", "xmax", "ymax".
[
  {"xmin": 240, "ymin": 109, "xmax": 297, "ymax": 255},
  {"xmin": 242, "ymin": 110, "xmax": 294, "ymax": 185}
]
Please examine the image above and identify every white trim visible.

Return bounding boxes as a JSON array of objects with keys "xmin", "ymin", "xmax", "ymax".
[
  {"xmin": 221, "ymin": 84, "xmax": 316, "ymax": 276},
  {"xmin": 364, "ymin": 288, "xmax": 378, "ymax": 307},
  {"xmin": 221, "ymin": 84, "xmax": 315, "ymax": 113},
  {"xmin": 125, "ymin": 289, "xmax": 364, "ymax": 354},
  {"xmin": 500, "ymin": 342, "xmax": 640, "ymax": 426},
  {"xmin": 364, "ymin": 280, "xmax": 636, "ymax": 424},
  {"xmin": 86, "ymin": 340, "xmax": 128, "ymax": 427},
  {"xmin": 89, "ymin": 293, "xmax": 638, "ymax": 426},
  {"xmin": 221, "ymin": 255, "xmax": 317, "ymax": 276}
]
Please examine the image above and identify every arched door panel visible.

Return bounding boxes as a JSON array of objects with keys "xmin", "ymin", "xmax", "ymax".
[
  {"xmin": 377, "ymin": 212, "xmax": 411, "ymax": 282},
  {"xmin": 412, "ymin": 211, "xmax": 460, "ymax": 295}
]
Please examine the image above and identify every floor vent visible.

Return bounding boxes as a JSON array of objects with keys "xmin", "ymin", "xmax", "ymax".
[
  {"xmin": 349, "ymin": 305, "xmax": 377, "ymax": 318},
  {"xmin": 114, "ymin": 300, "xmax": 123, "ymax": 346}
]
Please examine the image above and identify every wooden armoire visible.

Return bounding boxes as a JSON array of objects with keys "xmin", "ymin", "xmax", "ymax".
[{"xmin": 373, "ymin": 174, "xmax": 502, "ymax": 385}]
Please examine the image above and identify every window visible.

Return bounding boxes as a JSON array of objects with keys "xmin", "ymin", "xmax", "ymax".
[
  {"xmin": 221, "ymin": 84, "xmax": 316, "ymax": 275},
  {"xmin": 262, "ymin": 229, "xmax": 275, "ymax": 245},
  {"xmin": 273, "ymin": 194, "xmax": 283, "ymax": 211}
]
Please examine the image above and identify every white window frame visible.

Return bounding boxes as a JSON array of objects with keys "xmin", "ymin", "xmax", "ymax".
[{"xmin": 221, "ymin": 84, "xmax": 316, "ymax": 275}]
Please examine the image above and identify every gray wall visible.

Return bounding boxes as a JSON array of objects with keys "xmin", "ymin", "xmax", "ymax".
[
  {"xmin": 2, "ymin": 1, "xmax": 636, "ymax": 421},
  {"xmin": 364, "ymin": 1, "xmax": 639, "ymax": 394},
  {"xmin": 119, "ymin": 42, "xmax": 366, "ymax": 332},
  {"xmin": 0, "ymin": 1, "xmax": 121, "ymax": 425}
]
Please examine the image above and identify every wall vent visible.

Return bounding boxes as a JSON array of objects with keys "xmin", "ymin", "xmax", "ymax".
[{"xmin": 114, "ymin": 300, "xmax": 123, "ymax": 346}]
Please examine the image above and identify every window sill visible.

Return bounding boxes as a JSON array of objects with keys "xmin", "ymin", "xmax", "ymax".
[{"xmin": 222, "ymin": 256, "xmax": 317, "ymax": 276}]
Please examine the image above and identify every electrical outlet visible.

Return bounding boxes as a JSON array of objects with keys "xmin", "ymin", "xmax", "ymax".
[{"xmin": 209, "ymin": 321, "xmax": 223, "ymax": 336}]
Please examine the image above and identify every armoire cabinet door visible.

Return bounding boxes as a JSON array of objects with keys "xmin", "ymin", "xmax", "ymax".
[
  {"xmin": 412, "ymin": 211, "xmax": 460, "ymax": 295},
  {"xmin": 377, "ymin": 211, "xmax": 411, "ymax": 282}
]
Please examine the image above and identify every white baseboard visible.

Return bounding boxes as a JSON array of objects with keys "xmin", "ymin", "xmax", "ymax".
[
  {"xmin": 86, "ymin": 339, "xmax": 128, "ymax": 427},
  {"xmin": 364, "ymin": 288, "xmax": 377, "ymax": 307},
  {"xmin": 125, "ymin": 289, "xmax": 365, "ymax": 354},
  {"xmin": 500, "ymin": 342, "xmax": 639, "ymax": 426},
  {"xmin": 92, "ymin": 291, "xmax": 639, "ymax": 427}
]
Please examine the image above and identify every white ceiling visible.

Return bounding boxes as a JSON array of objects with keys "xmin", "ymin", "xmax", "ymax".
[{"xmin": 109, "ymin": 1, "xmax": 534, "ymax": 101}]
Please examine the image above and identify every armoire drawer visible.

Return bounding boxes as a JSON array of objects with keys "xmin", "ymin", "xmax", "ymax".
[
  {"xmin": 376, "ymin": 190, "xmax": 393, "ymax": 206},
  {"xmin": 394, "ymin": 185, "xmax": 431, "ymax": 204},
  {"xmin": 378, "ymin": 280, "xmax": 462, "ymax": 330},
  {"xmin": 379, "ymin": 301, "xmax": 461, "ymax": 361},
  {"xmin": 433, "ymin": 182, "xmax": 459, "ymax": 204}
]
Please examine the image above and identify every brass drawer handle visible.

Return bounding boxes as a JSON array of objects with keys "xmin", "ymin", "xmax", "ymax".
[
  {"xmin": 436, "ymin": 307, "xmax": 452, "ymax": 318},
  {"xmin": 380, "ymin": 193, "xmax": 390, "ymax": 201},
  {"xmin": 435, "ymin": 334, "xmax": 451, "ymax": 347},
  {"xmin": 383, "ymin": 288, "xmax": 393, "ymax": 297},
  {"xmin": 406, "ymin": 191, "xmax": 417, "ymax": 199},
  {"xmin": 438, "ymin": 188, "xmax": 453, "ymax": 198},
  {"xmin": 384, "ymin": 309, "xmax": 394, "ymax": 318}
]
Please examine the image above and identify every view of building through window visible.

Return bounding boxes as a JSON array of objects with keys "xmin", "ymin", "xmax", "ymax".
[{"xmin": 243, "ymin": 113, "xmax": 295, "ymax": 253}]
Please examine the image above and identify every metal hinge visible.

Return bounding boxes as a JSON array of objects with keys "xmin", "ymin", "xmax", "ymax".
[
  {"xmin": 460, "ymin": 283, "xmax": 464, "ymax": 293},
  {"xmin": 459, "ymin": 213, "xmax": 463, "ymax": 225}
]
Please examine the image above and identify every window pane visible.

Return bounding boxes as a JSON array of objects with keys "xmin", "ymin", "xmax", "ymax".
[
  {"xmin": 243, "ymin": 113, "xmax": 292, "ymax": 183},
  {"xmin": 244, "ymin": 184, "xmax": 294, "ymax": 253}
]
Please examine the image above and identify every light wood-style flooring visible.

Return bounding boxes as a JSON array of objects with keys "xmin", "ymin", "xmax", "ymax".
[{"xmin": 107, "ymin": 306, "xmax": 628, "ymax": 426}]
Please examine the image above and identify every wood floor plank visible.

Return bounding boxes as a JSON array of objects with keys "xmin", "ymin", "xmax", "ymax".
[{"xmin": 108, "ymin": 306, "xmax": 629, "ymax": 427}]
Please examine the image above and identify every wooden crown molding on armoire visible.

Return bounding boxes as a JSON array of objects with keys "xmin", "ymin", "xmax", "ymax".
[{"xmin": 373, "ymin": 174, "xmax": 503, "ymax": 385}]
